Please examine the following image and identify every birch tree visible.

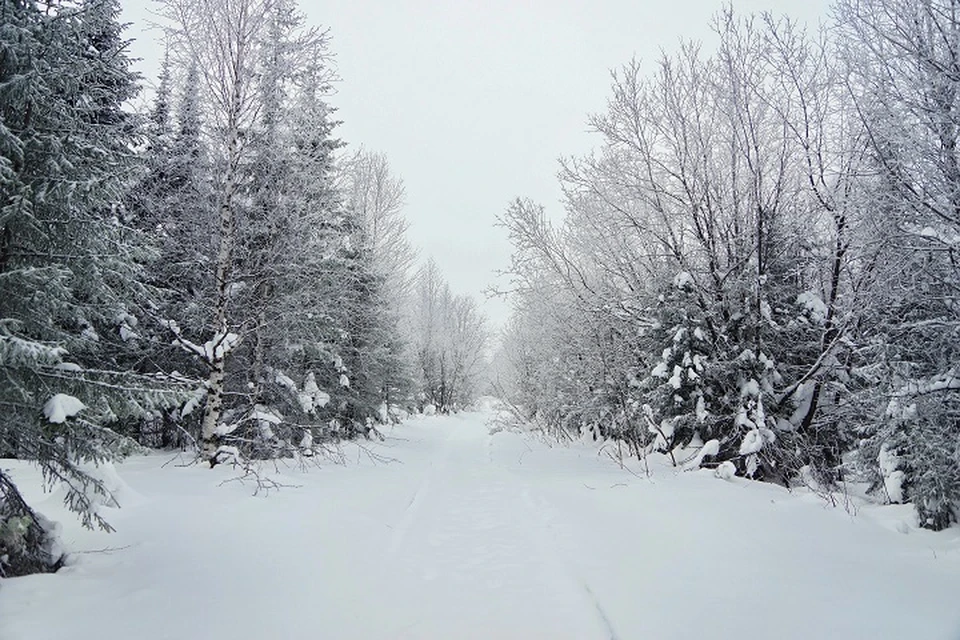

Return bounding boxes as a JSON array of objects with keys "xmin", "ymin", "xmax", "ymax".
[{"xmin": 158, "ymin": 0, "xmax": 273, "ymax": 464}]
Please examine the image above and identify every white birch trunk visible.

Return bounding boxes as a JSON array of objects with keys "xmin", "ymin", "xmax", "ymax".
[{"xmin": 200, "ymin": 121, "xmax": 240, "ymax": 464}]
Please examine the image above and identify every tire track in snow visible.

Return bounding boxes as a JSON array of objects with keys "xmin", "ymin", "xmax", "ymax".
[
  {"xmin": 385, "ymin": 418, "xmax": 620, "ymax": 638},
  {"xmin": 517, "ymin": 484, "xmax": 622, "ymax": 640},
  {"xmin": 581, "ymin": 583, "xmax": 621, "ymax": 640},
  {"xmin": 387, "ymin": 427, "xmax": 454, "ymax": 555}
]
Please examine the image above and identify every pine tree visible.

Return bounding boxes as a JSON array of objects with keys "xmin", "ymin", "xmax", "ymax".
[
  {"xmin": 122, "ymin": 55, "xmax": 212, "ymax": 449},
  {"xmin": 0, "ymin": 0, "xmax": 183, "ymax": 576}
]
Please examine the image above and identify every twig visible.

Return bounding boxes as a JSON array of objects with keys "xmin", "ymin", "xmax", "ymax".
[{"xmin": 75, "ymin": 544, "xmax": 134, "ymax": 555}]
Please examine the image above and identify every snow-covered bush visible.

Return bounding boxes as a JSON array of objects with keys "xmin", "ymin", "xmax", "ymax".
[
  {"xmin": 857, "ymin": 393, "xmax": 960, "ymax": 531},
  {"xmin": 0, "ymin": 472, "xmax": 63, "ymax": 578}
]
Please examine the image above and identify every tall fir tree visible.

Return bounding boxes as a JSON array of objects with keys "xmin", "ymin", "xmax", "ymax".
[{"xmin": 0, "ymin": 0, "xmax": 183, "ymax": 576}]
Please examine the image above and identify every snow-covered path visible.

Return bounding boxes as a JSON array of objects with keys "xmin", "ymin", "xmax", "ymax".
[{"xmin": 2, "ymin": 411, "xmax": 960, "ymax": 639}]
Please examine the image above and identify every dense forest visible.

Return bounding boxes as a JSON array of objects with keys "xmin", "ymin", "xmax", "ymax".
[
  {"xmin": 0, "ymin": 0, "xmax": 488, "ymax": 577},
  {"xmin": 496, "ymin": 1, "xmax": 959, "ymax": 532},
  {"xmin": 1, "ymin": 0, "xmax": 958, "ymax": 583}
]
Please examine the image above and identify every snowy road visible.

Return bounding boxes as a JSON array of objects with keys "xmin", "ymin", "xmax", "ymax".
[{"xmin": 3, "ymin": 411, "xmax": 960, "ymax": 639}]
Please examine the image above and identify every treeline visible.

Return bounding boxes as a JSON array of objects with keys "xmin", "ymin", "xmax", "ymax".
[
  {"xmin": 498, "ymin": 1, "xmax": 959, "ymax": 530},
  {"xmin": 0, "ymin": 0, "xmax": 488, "ymax": 577}
]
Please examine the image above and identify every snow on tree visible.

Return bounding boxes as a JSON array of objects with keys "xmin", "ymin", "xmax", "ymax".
[
  {"xmin": 838, "ymin": 0, "xmax": 960, "ymax": 530},
  {"xmin": 498, "ymin": 11, "xmax": 872, "ymax": 485},
  {"xmin": 410, "ymin": 260, "xmax": 488, "ymax": 413},
  {"xmin": 142, "ymin": 0, "xmax": 418, "ymax": 458},
  {"xmin": 0, "ymin": 0, "xmax": 186, "ymax": 576}
]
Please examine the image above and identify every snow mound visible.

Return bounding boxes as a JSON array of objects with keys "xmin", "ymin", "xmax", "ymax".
[
  {"xmin": 715, "ymin": 460, "xmax": 737, "ymax": 480},
  {"xmin": 43, "ymin": 394, "xmax": 86, "ymax": 423},
  {"xmin": 84, "ymin": 461, "xmax": 143, "ymax": 509},
  {"xmin": 797, "ymin": 291, "xmax": 828, "ymax": 324},
  {"xmin": 673, "ymin": 270, "xmax": 695, "ymax": 289},
  {"xmin": 45, "ymin": 460, "xmax": 143, "ymax": 512}
]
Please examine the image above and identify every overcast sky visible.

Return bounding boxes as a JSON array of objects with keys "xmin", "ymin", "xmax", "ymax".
[{"xmin": 121, "ymin": 0, "xmax": 830, "ymax": 329}]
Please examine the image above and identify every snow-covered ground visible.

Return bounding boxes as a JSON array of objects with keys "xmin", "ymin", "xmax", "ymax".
[{"xmin": 2, "ymin": 411, "xmax": 960, "ymax": 639}]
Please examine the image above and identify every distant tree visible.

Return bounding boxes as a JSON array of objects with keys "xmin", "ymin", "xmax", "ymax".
[
  {"xmin": 410, "ymin": 260, "xmax": 488, "ymax": 412},
  {"xmin": 339, "ymin": 148, "xmax": 417, "ymax": 415}
]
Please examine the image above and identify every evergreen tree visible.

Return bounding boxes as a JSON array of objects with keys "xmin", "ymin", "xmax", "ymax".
[{"xmin": 0, "ymin": 0, "xmax": 183, "ymax": 576}]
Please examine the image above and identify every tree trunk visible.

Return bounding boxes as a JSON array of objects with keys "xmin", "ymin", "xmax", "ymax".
[{"xmin": 200, "ymin": 116, "xmax": 240, "ymax": 465}]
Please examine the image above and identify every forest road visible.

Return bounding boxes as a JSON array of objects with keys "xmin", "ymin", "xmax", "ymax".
[
  {"xmin": 376, "ymin": 413, "xmax": 619, "ymax": 639},
  {"xmin": 3, "ymin": 411, "xmax": 960, "ymax": 640}
]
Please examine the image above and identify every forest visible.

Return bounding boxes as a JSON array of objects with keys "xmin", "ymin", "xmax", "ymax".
[
  {"xmin": 1, "ymin": 0, "xmax": 958, "ymax": 589},
  {"xmin": 495, "ymin": 0, "xmax": 960, "ymax": 531},
  {"xmin": 0, "ymin": 0, "xmax": 488, "ymax": 577}
]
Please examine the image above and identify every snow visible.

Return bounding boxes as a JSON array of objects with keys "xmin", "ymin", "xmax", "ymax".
[
  {"xmin": 760, "ymin": 299, "xmax": 773, "ymax": 321},
  {"xmin": 213, "ymin": 445, "xmax": 241, "ymax": 464},
  {"xmin": 683, "ymin": 439, "xmax": 720, "ymax": 470},
  {"xmin": 179, "ymin": 387, "xmax": 206, "ymax": 418},
  {"xmin": 42, "ymin": 394, "xmax": 86, "ymax": 424},
  {"xmin": 673, "ymin": 270, "xmax": 694, "ymax": 289},
  {"xmin": 797, "ymin": 291, "xmax": 829, "ymax": 324},
  {"xmin": 715, "ymin": 460, "xmax": 737, "ymax": 480},
  {"xmin": 735, "ymin": 406, "xmax": 756, "ymax": 430},
  {"xmin": 213, "ymin": 421, "xmax": 240, "ymax": 437},
  {"xmin": 172, "ymin": 329, "xmax": 241, "ymax": 363},
  {"xmin": 299, "ymin": 430, "xmax": 313, "ymax": 451},
  {"xmin": 915, "ymin": 224, "xmax": 960, "ymax": 246},
  {"xmin": 297, "ymin": 372, "xmax": 330, "ymax": 414},
  {"xmin": 274, "ymin": 370, "xmax": 297, "ymax": 393},
  {"xmin": 692, "ymin": 353, "xmax": 706, "ymax": 371},
  {"xmin": 739, "ymin": 429, "xmax": 765, "ymax": 455},
  {"xmin": 884, "ymin": 470, "xmax": 906, "ymax": 505},
  {"xmin": 695, "ymin": 395, "xmax": 709, "ymax": 422},
  {"xmin": 250, "ymin": 405, "xmax": 283, "ymax": 440},
  {"xmin": 668, "ymin": 364, "xmax": 683, "ymax": 389},
  {"xmin": 54, "ymin": 362, "xmax": 82, "ymax": 372},
  {"xmin": 2, "ymin": 410, "xmax": 960, "ymax": 639},
  {"xmin": 898, "ymin": 374, "xmax": 960, "ymax": 397},
  {"xmin": 118, "ymin": 323, "xmax": 138, "ymax": 342},
  {"xmin": 879, "ymin": 444, "xmax": 905, "ymax": 504},
  {"xmin": 790, "ymin": 381, "xmax": 816, "ymax": 425},
  {"xmin": 251, "ymin": 404, "xmax": 282, "ymax": 425}
]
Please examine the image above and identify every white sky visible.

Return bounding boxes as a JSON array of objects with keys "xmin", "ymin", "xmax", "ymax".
[{"xmin": 121, "ymin": 0, "xmax": 831, "ymax": 329}]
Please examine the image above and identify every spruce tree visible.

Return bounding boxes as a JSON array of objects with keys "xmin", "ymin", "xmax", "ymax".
[{"xmin": 0, "ymin": 0, "xmax": 184, "ymax": 576}]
